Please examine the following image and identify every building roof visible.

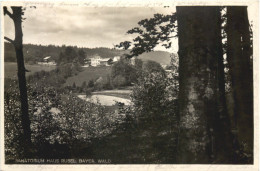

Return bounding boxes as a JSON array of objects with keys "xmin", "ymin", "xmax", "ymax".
[
  {"xmin": 92, "ymin": 55, "xmax": 101, "ymax": 59},
  {"xmin": 90, "ymin": 56, "xmax": 102, "ymax": 60},
  {"xmin": 43, "ymin": 56, "xmax": 51, "ymax": 60},
  {"xmin": 113, "ymin": 56, "xmax": 121, "ymax": 61},
  {"xmin": 100, "ymin": 58, "xmax": 111, "ymax": 62}
]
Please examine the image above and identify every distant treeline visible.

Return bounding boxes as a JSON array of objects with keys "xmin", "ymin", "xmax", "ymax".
[
  {"xmin": 4, "ymin": 42, "xmax": 127, "ymax": 64},
  {"xmin": 4, "ymin": 42, "xmax": 172, "ymax": 65}
]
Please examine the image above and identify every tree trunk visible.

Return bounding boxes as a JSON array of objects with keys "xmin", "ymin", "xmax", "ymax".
[
  {"xmin": 226, "ymin": 6, "xmax": 253, "ymax": 161},
  {"xmin": 214, "ymin": 8, "xmax": 234, "ymax": 163},
  {"xmin": 176, "ymin": 6, "xmax": 232, "ymax": 163},
  {"xmin": 12, "ymin": 7, "xmax": 32, "ymax": 155}
]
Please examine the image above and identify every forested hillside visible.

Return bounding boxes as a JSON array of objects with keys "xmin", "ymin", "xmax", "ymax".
[{"xmin": 4, "ymin": 42, "xmax": 171, "ymax": 65}]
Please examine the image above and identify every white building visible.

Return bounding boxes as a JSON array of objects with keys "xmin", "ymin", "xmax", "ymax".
[
  {"xmin": 89, "ymin": 55, "xmax": 123, "ymax": 67},
  {"xmin": 90, "ymin": 55, "xmax": 102, "ymax": 66},
  {"xmin": 130, "ymin": 56, "xmax": 137, "ymax": 65},
  {"xmin": 99, "ymin": 58, "xmax": 112, "ymax": 66},
  {"xmin": 113, "ymin": 56, "xmax": 121, "ymax": 62},
  {"xmin": 38, "ymin": 56, "xmax": 56, "ymax": 65},
  {"xmin": 43, "ymin": 56, "xmax": 51, "ymax": 62}
]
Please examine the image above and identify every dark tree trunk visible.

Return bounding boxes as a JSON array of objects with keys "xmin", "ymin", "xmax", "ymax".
[
  {"xmin": 214, "ymin": 8, "xmax": 234, "ymax": 163},
  {"xmin": 11, "ymin": 7, "xmax": 32, "ymax": 155},
  {"xmin": 226, "ymin": 6, "xmax": 253, "ymax": 161},
  {"xmin": 176, "ymin": 6, "xmax": 232, "ymax": 163}
]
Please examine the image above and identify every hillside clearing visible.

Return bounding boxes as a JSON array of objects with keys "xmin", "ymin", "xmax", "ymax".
[
  {"xmin": 4, "ymin": 62, "xmax": 56, "ymax": 79},
  {"xmin": 65, "ymin": 66, "xmax": 112, "ymax": 87}
]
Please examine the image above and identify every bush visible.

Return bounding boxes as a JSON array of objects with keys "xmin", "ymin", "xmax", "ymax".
[
  {"xmin": 130, "ymin": 59, "xmax": 178, "ymax": 122},
  {"xmin": 131, "ymin": 71, "xmax": 167, "ymax": 121},
  {"xmin": 86, "ymin": 88, "xmax": 93, "ymax": 96},
  {"xmin": 88, "ymin": 79, "xmax": 94, "ymax": 88},
  {"xmin": 112, "ymin": 75, "xmax": 127, "ymax": 88},
  {"xmin": 4, "ymin": 83, "xmax": 123, "ymax": 160},
  {"xmin": 94, "ymin": 77, "xmax": 104, "ymax": 91},
  {"xmin": 143, "ymin": 60, "xmax": 165, "ymax": 74},
  {"xmin": 111, "ymin": 59, "xmax": 137, "ymax": 86}
]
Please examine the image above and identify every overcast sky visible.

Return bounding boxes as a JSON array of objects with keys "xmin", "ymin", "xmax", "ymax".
[
  {"xmin": 4, "ymin": 6, "xmax": 254, "ymax": 53},
  {"xmin": 4, "ymin": 6, "xmax": 178, "ymax": 52}
]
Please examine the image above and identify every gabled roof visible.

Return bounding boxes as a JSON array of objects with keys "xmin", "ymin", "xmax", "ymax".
[
  {"xmin": 90, "ymin": 56, "xmax": 101, "ymax": 60},
  {"xmin": 43, "ymin": 56, "xmax": 51, "ymax": 60},
  {"xmin": 100, "ymin": 58, "xmax": 111, "ymax": 62}
]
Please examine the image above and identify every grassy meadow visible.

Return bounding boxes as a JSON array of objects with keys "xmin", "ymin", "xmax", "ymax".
[
  {"xmin": 4, "ymin": 62, "xmax": 57, "ymax": 79},
  {"xmin": 64, "ymin": 66, "xmax": 112, "ymax": 87}
]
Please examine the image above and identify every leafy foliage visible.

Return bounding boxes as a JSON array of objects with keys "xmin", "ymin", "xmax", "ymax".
[
  {"xmin": 110, "ymin": 59, "xmax": 138, "ymax": 86},
  {"xmin": 165, "ymin": 53, "xmax": 179, "ymax": 100},
  {"xmin": 112, "ymin": 75, "xmax": 127, "ymax": 88},
  {"xmin": 4, "ymin": 81, "xmax": 124, "ymax": 161},
  {"xmin": 130, "ymin": 60, "xmax": 177, "ymax": 122},
  {"xmin": 116, "ymin": 13, "xmax": 177, "ymax": 57},
  {"xmin": 4, "ymin": 82, "xmax": 24, "ymax": 160}
]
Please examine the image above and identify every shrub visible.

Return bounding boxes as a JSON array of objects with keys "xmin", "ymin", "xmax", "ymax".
[
  {"xmin": 131, "ymin": 71, "xmax": 167, "ymax": 121},
  {"xmin": 111, "ymin": 59, "xmax": 137, "ymax": 86},
  {"xmin": 130, "ymin": 59, "xmax": 178, "ymax": 122},
  {"xmin": 86, "ymin": 88, "xmax": 93, "ymax": 96},
  {"xmin": 112, "ymin": 75, "xmax": 127, "ymax": 88},
  {"xmin": 4, "ymin": 83, "xmax": 123, "ymax": 160},
  {"xmin": 88, "ymin": 79, "xmax": 94, "ymax": 88}
]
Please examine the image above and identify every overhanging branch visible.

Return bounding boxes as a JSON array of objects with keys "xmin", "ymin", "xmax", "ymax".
[
  {"xmin": 4, "ymin": 36, "xmax": 14, "ymax": 44},
  {"xmin": 3, "ymin": 7, "xmax": 13, "ymax": 19}
]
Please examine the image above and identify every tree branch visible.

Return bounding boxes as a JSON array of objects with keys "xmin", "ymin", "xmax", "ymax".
[
  {"xmin": 4, "ymin": 36, "xmax": 14, "ymax": 44},
  {"xmin": 3, "ymin": 7, "xmax": 13, "ymax": 19}
]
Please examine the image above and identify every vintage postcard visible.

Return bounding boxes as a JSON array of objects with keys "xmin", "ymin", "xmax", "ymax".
[{"xmin": 0, "ymin": 0, "xmax": 259, "ymax": 170}]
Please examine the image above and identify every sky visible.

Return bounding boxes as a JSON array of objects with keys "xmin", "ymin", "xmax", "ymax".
[
  {"xmin": 4, "ymin": 6, "xmax": 178, "ymax": 52},
  {"xmin": 4, "ymin": 5, "xmax": 255, "ymax": 53}
]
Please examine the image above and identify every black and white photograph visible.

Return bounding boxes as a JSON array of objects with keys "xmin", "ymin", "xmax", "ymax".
[{"xmin": 0, "ymin": 0, "xmax": 259, "ymax": 169}]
